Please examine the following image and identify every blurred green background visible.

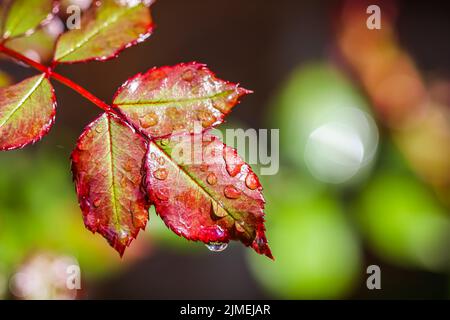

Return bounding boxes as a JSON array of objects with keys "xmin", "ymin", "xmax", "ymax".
[{"xmin": 0, "ymin": 0, "xmax": 449, "ymax": 299}]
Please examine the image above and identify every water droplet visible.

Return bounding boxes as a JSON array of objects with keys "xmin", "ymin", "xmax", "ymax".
[
  {"xmin": 182, "ymin": 69, "xmax": 195, "ymax": 82},
  {"xmin": 205, "ymin": 242, "xmax": 228, "ymax": 252},
  {"xmin": 139, "ymin": 112, "xmax": 158, "ymax": 128},
  {"xmin": 245, "ymin": 172, "xmax": 259, "ymax": 190},
  {"xmin": 235, "ymin": 221, "xmax": 245, "ymax": 233},
  {"xmin": 223, "ymin": 149, "xmax": 243, "ymax": 177},
  {"xmin": 166, "ymin": 107, "xmax": 182, "ymax": 120},
  {"xmin": 196, "ymin": 109, "xmax": 217, "ymax": 128},
  {"xmin": 210, "ymin": 201, "xmax": 227, "ymax": 218},
  {"xmin": 255, "ymin": 236, "xmax": 266, "ymax": 247},
  {"xmin": 224, "ymin": 185, "xmax": 241, "ymax": 199},
  {"xmin": 160, "ymin": 138, "xmax": 170, "ymax": 146},
  {"xmin": 120, "ymin": 176, "xmax": 132, "ymax": 189},
  {"xmin": 93, "ymin": 198, "xmax": 101, "ymax": 208},
  {"xmin": 158, "ymin": 156, "xmax": 165, "ymax": 165},
  {"xmin": 153, "ymin": 168, "xmax": 168, "ymax": 180},
  {"xmin": 226, "ymin": 93, "xmax": 237, "ymax": 103},
  {"xmin": 154, "ymin": 188, "xmax": 169, "ymax": 201},
  {"xmin": 95, "ymin": 126, "xmax": 103, "ymax": 133},
  {"xmin": 206, "ymin": 172, "xmax": 217, "ymax": 185},
  {"xmin": 150, "ymin": 152, "xmax": 157, "ymax": 160},
  {"xmin": 118, "ymin": 229, "xmax": 128, "ymax": 240},
  {"xmin": 124, "ymin": 159, "xmax": 134, "ymax": 172}
]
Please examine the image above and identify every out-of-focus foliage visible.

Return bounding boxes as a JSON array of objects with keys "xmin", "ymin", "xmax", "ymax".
[
  {"xmin": 274, "ymin": 64, "xmax": 378, "ymax": 185},
  {"xmin": 0, "ymin": 150, "xmax": 121, "ymax": 297},
  {"xmin": 248, "ymin": 171, "xmax": 361, "ymax": 299},
  {"xmin": 356, "ymin": 147, "xmax": 450, "ymax": 271}
]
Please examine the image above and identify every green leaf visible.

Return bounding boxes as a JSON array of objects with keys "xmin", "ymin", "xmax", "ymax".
[
  {"xmin": 3, "ymin": 18, "xmax": 60, "ymax": 63},
  {"xmin": 0, "ymin": 74, "xmax": 56, "ymax": 151},
  {"xmin": 2, "ymin": 0, "xmax": 55, "ymax": 39},
  {"xmin": 113, "ymin": 62, "xmax": 251, "ymax": 139},
  {"xmin": 54, "ymin": 0, "xmax": 154, "ymax": 63},
  {"xmin": 71, "ymin": 112, "xmax": 150, "ymax": 256}
]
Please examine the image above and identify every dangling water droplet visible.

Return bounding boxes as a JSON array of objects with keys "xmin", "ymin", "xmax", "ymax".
[
  {"xmin": 205, "ymin": 242, "xmax": 228, "ymax": 252},
  {"xmin": 206, "ymin": 172, "xmax": 217, "ymax": 185},
  {"xmin": 139, "ymin": 112, "xmax": 158, "ymax": 128},
  {"xmin": 224, "ymin": 185, "xmax": 241, "ymax": 199},
  {"xmin": 153, "ymin": 168, "xmax": 168, "ymax": 180},
  {"xmin": 245, "ymin": 172, "xmax": 259, "ymax": 190}
]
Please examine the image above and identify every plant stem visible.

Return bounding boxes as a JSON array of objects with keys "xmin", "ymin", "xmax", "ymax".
[{"xmin": 0, "ymin": 45, "xmax": 113, "ymax": 113}]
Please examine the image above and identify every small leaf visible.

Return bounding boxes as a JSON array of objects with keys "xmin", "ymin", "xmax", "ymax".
[
  {"xmin": 54, "ymin": 0, "xmax": 154, "ymax": 63},
  {"xmin": 3, "ymin": 17, "xmax": 62, "ymax": 63},
  {"xmin": 0, "ymin": 74, "xmax": 56, "ymax": 151},
  {"xmin": 113, "ymin": 62, "xmax": 251, "ymax": 138},
  {"xmin": 145, "ymin": 133, "xmax": 272, "ymax": 258},
  {"xmin": 1, "ymin": 0, "xmax": 55, "ymax": 39},
  {"xmin": 71, "ymin": 112, "xmax": 149, "ymax": 256}
]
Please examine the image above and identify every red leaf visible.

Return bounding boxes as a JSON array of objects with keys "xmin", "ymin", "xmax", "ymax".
[
  {"xmin": 113, "ymin": 62, "xmax": 251, "ymax": 138},
  {"xmin": 71, "ymin": 112, "xmax": 149, "ymax": 256},
  {"xmin": 0, "ymin": 74, "xmax": 56, "ymax": 151},
  {"xmin": 145, "ymin": 133, "xmax": 272, "ymax": 259}
]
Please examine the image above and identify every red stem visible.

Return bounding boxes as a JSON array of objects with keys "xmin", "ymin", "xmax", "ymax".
[{"xmin": 0, "ymin": 44, "xmax": 113, "ymax": 113}]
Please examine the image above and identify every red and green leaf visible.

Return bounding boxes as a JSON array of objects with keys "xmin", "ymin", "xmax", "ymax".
[
  {"xmin": 53, "ymin": 0, "xmax": 154, "ymax": 63},
  {"xmin": 1, "ymin": 0, "xmax": 56, "ymax": 40},
  {"xmin": 113, "ymin": 62, "xmax": 251, "ymax": 139},
  {"xmin": 145, "ymin": 133, "xmax": 272, "ymax": 258},
  {"xmin": 0, "ymin": 74, "xmax": 56, "ymax": 151},
  {"xmin": 71, "ymin": 112, "xmax": 149, "ymax": 256}
]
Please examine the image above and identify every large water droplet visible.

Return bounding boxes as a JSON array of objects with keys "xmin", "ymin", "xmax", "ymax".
[
  {"xmin": 224, "ymin": 185, "xmax": 241, "ymax": 199},
  {"xmin": 206, "ymin": 172, "xmax": 217, "ymax": 185},
  {"xmin": 139, "ymin": 112, "xmax": 158, "ymax": 128},
  {"xmin": 245, "ymin": 172, "xmax": 259, "ymax": 190},
  {"xmin": 153, "ymin": 168, "xmax": 168, "ymax": 180},
  {"xmin": 205, "ymin": 242, "xmax": 228, "ymax": 252}
]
